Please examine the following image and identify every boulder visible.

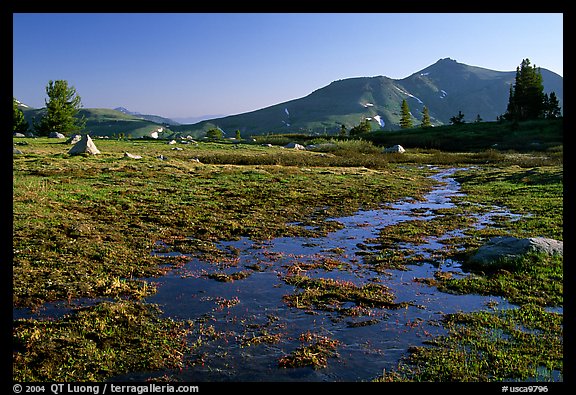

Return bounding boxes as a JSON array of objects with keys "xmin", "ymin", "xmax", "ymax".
[
  {"xmin": 123, "ymin": 152, "xmax": 142, "ymax": 159},
  {"xmin": 68, "ymin": 134, "xmax": 101, "ymax": 155},
  {"xmin": 383, "ymin": 144, "xmax": 405, "ymax": 153},
  {"xmin": 49, "ymin": 132, "xmax": 66, "ymax": 139},
  {"xmin": 66, "ymin": 134, "xmax": 82, "ymax": 144},
  {"xmin": 469, "ymin": 236, "xmax": 563, "ymax": 267},
  {"xmin": 284, "ymin": 142, "xmax": 305, "ymax": 150}
]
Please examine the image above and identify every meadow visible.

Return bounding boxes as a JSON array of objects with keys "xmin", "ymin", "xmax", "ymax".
[{"xmin": 12, "ymin": 124, "xmax": 563, "ymax": 382}]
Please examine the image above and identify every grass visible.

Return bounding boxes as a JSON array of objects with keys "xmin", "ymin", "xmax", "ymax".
[
  {"xmin": 376, "ymin": 304, "xmax": 563, "ymax": 382},
  {"xmin": 13, "ymin": 300, "xmax": 193, "ymax": 382},
  {"xmin": 278, "ymin": 332, "xmax": 341, "ymax": 369},
  {"xmin": 283, "ymin": 274, "xmax": 410, "ymax": 315},
  {"xmin": 12, "ymin": 133, "xmax": 563, "ymax": 382}
]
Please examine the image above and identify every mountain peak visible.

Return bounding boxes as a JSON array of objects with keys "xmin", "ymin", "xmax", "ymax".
[
  {"xmin": 177, "ymin": 58, "xmax": 561, "ymax": 135},
  {"xmin": 437, "ymin": 57, "xmax": 458, "ymax": 64},
  {"xmin": 114, "ymin": 107, "xmax": 138, "ymax": 115},
  {"xmin": 113, "ymin": 107, "xmax": 180, "ymax": 126}
]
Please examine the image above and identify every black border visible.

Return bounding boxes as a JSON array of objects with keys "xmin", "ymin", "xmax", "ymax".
[{"xmin": 5, "ymin": 2, "xmax": 570, "ymax": 391}]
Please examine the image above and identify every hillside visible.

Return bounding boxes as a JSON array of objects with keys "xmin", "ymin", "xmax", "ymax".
[
  {"xmin": 113, "ymin": 107, "xmax": 181, "ymax": 126},
  {"xmin": 15, "ymin": 58, "xmax": 563, "ymax": 139},
  {"xmin": 19, "ymin": 107, "xmax": 175, "ymax": 139},
  {"xmin": 173, "ymin": 58, "xmax": 563, "ymax": 136}
]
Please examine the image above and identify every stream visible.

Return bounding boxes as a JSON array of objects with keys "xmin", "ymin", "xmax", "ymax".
[{"xmin": 111, "ymin": 166, "xmax": 526, "ymax": 382}]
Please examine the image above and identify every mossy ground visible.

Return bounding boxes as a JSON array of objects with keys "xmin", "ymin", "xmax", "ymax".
[{"xmin": 12, "ymin": 137, "xmax": 562, "ymax": 381}]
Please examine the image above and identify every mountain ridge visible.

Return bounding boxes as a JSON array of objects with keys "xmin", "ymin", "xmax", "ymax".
[
  {"xmin": 113, "ymin": 107, "xmax": 181, "ymax": 126},
  {"xmin": 171, "ymin": 57, "xmax": 563, "ymax": 136},
  {"xmin": 15, "ymin": 58, "xmax": 563, "ymax": 138}
]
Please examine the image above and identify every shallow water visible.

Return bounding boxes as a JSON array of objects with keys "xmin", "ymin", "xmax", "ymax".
[
  {"xmin": 14, "ymin": 167, "xmax": 541, "ymax": 381},
  {"xmin": 115, "ymin": 167, "xmax": 525, "ymax": 382}
]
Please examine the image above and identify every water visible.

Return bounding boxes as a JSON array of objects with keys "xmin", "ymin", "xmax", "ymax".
[
  {"xmin": 14, "ymin": 167, "xmax": 540, "ymax": 381},
  {"xmin": 117, "ymin": 167, "xmax": 523, "ymax": 381}
]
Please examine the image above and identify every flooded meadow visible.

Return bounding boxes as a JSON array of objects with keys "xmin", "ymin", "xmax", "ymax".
[
  {"xmin": 108, "ymin": 167, "xmax": 527, "ymax": 381},
  {"xmin": 13, "ymin": 140, "xmax": 563, "ymax": 382}
]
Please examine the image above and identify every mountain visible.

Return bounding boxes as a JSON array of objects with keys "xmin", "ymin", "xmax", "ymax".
[
  {"xmin": 19, "ymin": 107, "xmax": 176, "ymax": 139},
  {"xmin": 113, "ymin": 107, "xmax": 180, "ymax": 126},
  {"xmin": 14, "ymin": 99, "xmax": 32, "ymax": 110},
  {"xmin": 172, "ymin": 58, "xmax": 563, "ymax": 136},
  {"xmin": 171, "ymin": 114, "xmax": 227, "ymax": 124}
]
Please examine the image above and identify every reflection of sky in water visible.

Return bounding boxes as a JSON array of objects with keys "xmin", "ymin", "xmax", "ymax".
[
  {"xmin": 137, "ymin": 167, "xmax": 526, "ymax": 381},
  {"xmin": 14, "ymin": 168, "xmax": 556, "ymax": 382}
]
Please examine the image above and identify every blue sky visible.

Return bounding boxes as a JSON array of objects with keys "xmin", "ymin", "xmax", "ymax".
[{"xmin": 13, "ymin": 13, "xmax": 563, "ymax": 120}]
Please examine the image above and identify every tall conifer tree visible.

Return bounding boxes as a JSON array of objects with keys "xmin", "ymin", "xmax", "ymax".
[
  {"xmin": 504, "ymin": 59, "xmax": 546, "ymax": 121},
  {"xmin": 35, "ymin": 80, "xmax": 85, "ymax": 136},
  {"xmin": 420, "ymin": 106, "xmax": 431, "ymax": 128},
  {"xmin": 400, "ymin": 99, "xmax": 413, "ymax": 129}
]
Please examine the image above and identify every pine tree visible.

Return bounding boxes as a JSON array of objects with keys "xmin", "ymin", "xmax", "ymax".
[
  {"xmin": 449, "ymin": 111, "xmax": 465, "ymax": 125},
  {"xmin": 504, "ymin": 59, "xmax": 546, "ymax": 121},
  {"xmin": 399, "ymin": 99, "xmax": 413, "ymax": 129},
  {"xmin": 420, "ymin": 106, "xmax": 431, "ymax": 128},
  {"xmin": 349, "ymin": 119, "xmax": 372, "ymax": 137},
  {"xmin": 13, "ymin": 98, "xmax": 29, "ymax": 134},
  {"xmin": 206, "ymin": 128, "xmax": 223, "ymax": 140},
  {"xmin": 35, "ymin": 80, "xmax": 85, "ymax": 136},
  {"xmin": 543, "ymin": 92, "xmax": 561, "ymax": 119},
  {"xmin": 339, "ymin": 124, "xmax": 348, "ymax": 137}
]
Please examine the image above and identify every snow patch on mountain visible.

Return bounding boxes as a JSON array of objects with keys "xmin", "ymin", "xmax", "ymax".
[
  {"xmin": 15, "ymin": 99, "xmax": 29, "ymax": 108},
  {"xmin": 393, "ymin": 86, "xmax": 424, "ymax": 104},
  {"xmin": 372, "ymin": 115, "xmax": 385, "ymax": 127},
  {"xmin": 366, "ymin": 115, "xmax": 385, "ymax": 128}
]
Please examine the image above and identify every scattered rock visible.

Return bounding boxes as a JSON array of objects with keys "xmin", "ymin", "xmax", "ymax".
[
  {"xmin": 383, "ymin": 144, "xmax": 405, "ymax": 154},
  {"xmin": 284, "ymin": 142, "xmax": 305, "ymax": 150},
  {"xmin": 49, "ymin": 132, "xmax": 66, "ymax": 139},
  {"xmin": 124, "ymin": 152, "xmax": 142, "ymax": 159},
  {"xmin": 468, "ymin": 236, "xmax": 563, "ymax": 267},
  {"xmin": 66, "ymin": 134, "xmax": 82, "ymax": 145},
  {"xmin": 13, "ymin": 147, "xmax": 23, "ymax": 155},
  {"xmin": 68, "ymin": 134, "xmax": 101, "ymax": 155}
]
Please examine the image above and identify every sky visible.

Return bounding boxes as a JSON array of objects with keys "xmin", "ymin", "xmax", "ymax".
[{"xmin": 12, "ymin": 13, "xmax": 563, "ymax": 121}]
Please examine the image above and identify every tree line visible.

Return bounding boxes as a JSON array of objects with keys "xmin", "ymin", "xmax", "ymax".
[
  {"xmin": 342, "ymin": 58, "xmax": 561, "ymax": 135},
  {"xmin": 14, "ymin": 59, "xmax": 561, "ymax": 137},
  {"xmin": 13, "ymin": 80, "xmax": 85, "ymax": 136},
  {"xmin": 402, "ymin": 58, "xmax": 561, "ymax": 128}
]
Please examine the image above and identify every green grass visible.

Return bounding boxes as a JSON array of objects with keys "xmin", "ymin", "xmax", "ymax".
[
  {"xmin": 365, "ymin": 118, "xmax": 563, "ymax": 152},
  {"xmin": 13, "ymin": 300, "xmax": 194, "ymax": 382},
  {"xmin": 12, "ymin": 135, "xmax": 563, "ymax": 382},
  {"xmin": 376, "ymin": 304, "xmax": 563, "ymax": 382}
]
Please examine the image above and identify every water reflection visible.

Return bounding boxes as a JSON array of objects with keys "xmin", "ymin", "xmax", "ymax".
[{"xmin": 134, "ymin": 167, "xmax": 521, "ymax": 381}]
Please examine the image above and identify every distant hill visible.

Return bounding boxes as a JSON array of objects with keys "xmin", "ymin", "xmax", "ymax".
[
  {"xmin": 172, "ymin": 58, "xmax": 563, "ymax": 136},
  {"xmin": 15, "ymin": 58, "xmax": 563, "ymax": 139},
  {"xmin": 19, "ymin": 107, "xmax": 175, "ymax": 139},
  {"xmin": 113, "ymin": 107, "xmax": 181, "ymax": 126}
]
